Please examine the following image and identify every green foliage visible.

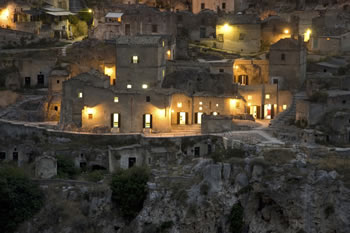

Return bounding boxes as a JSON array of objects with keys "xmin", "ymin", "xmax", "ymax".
[
  {"xmin": 229, "ymin": 203, "xmax": 244, "ymax": 233},
  {"xmin": 110, "ymin": 167, "xmax": 150, "ymax": 221},
  {"xmin": 72, "ymin": 20, "xmax": 88, "ymax": 37},
  {"xmin": 309, "ymin": 91, "xmax": 328, "ymax": 103},
  {"xmin": 57, "ymin": 155, "xmax": 80, "ymax": 179},
  {"xmin": 0, "ymin": 166, "xmax": 44, "ymax": 233},
  {"xmin": 84, "ymin": 170, "xmax": 106, "ymax": 182},
  {"xmin": 78, "ymin": 9, "xmax": 93, "ymax": 26}
]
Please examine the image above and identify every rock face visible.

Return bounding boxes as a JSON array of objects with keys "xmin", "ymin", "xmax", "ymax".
[{"xmin": 19, "ymin": 150, "xmax": 350, "ymax": 233}]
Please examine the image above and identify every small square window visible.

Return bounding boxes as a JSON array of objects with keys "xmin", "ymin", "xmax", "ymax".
[
  {"xmin": 132, "ymin": 56, "xmax": 138, "ymax": 64},
  {"xmin": 199, "ymin": 102, "xmax": 203, "ymax": 105},
  {"xmin": 57, "ymin": 80, "xmax": 60, "ymax": 84},
  {"xmin": 88, "ymin": 114, "xmax": 93, "ymax": 119},
  {"xmin": 146, "ymin": 96, "xmax": 151, "ymax": 102},
  {"xmin": 142, "ymin": 84, "xmax": 148, "ymax": 89},
  {"xmin": 248, "ymin": 95, "xmax": 252, "ymax": 100},
  {"xmin": 199, "ymin": 106, "xmax": 203, "ymax": 111},
  {"xmin": 114, "ymin": 97, "xmax": 119, "ymax": 103},
  {"xmin": 152, "ymin": 24, "xmax": 158, "ymax": 33},
  {"xmin": 265, "ymin": 94, "xmax": 270, "ymax": 99},
  {"xmin": 219, "ymin": 69, "xmax": 224, "ymax": 73},
  {"xmin": 127, "ymin": 84, "xmax": 132, "ymax": 89},
  {"xmin": 216, "ymin": 103, "xmax": 219, "ymax": 107},
  {"xmin": 78, "ymin": 92, "xmax": 83, "ymax": 98},
  {"xmin": 54, "ymin": 106, "xmax": 58, "ymax": 111},
  {"xmin": 283, "ymin": 104, "xmax": 287, "ymax": 110},
  {"xmin": 177, "ymin": 102, "xmax": 182, "ymax": 108}
]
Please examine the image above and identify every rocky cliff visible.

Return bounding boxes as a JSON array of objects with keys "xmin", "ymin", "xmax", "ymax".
[{"xmin": 18, "ymin": 147, "xmax": 350, "ymax": 233}]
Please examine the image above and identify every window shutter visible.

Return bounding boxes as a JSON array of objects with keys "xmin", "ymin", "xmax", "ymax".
[
  {"xmin": 246, "ymin": 76, "xmax": 249, "ymax": 85},
  {"xmin": 185, "ymin": 112, "xmax": 189, "ymax": 124},
  {"xmin": 143, "ymin": 114, "xmax": 145, "ymax": 128},
  {"xmin": 195, "ymin": 113, "xmax": 198, "ymax": 124},
  {"xmin": 257, "ymin": 106, "xmax": 261, "ymax": 119},
  {"xmin": 247, "ymin": 107, "xmax": 250, "ymax": 114},
  {"xmin": 238, "ymin": 76, "xmax": 242, "ymax": 84},
  {"xmin": 150, "ymin": 114, "xmax": 153, "ymax": 128},
  {"xmin": 177, "ymin": 112, "xmax": 180, "ymax": 124},
  {"xmin": 271, "ymin": 106, "xmax": 275, "ymax": 119}
]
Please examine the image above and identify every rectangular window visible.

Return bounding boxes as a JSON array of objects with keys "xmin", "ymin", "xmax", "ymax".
[
  {"xmin": 125, "ymin": 24, "xmax": 130, "ymax": 35},
  {"xmin": 177, "ymin": 102, "xmax": 182, "ymax": 108},
  {"xmin": 152, "ymin": 24, "xmax": 158, "ymax": 33},
  {"xmin": 13, "ymin": 152, "xmax": 18, "ymax": 161},
  {"xmin": 0, "ymin": 152, "xmax": 6, "ymax": 160},
  {"xmin": 222, "ymin": 3, "xmax": 226, "ymax": 9},
  {"xmin": 281, "ymin": 54, "xmax": 286, "ymax": 61},
  {"xmin": 162, "ymin": 69, "xmax": 165, "ymax": 78},
  {"xmin": 195, "ymin": 112, "xmax": 203, "ymax": 124},
  {"xmin": 144, "ymin": 114, "xmax": 152, "ymax": 128},
  {"xmin": 57, "ymin": 80, "xmax": 60, "ymax": 83},
  {"xmin": 142, "ymin": 84, "xmax": 148, "ymax": 89},
  {"xmin": 127, "ymin": 84, "xmax": 132, "ymax": 89},
  {"xmin": 248, "ymin": 95, "xmax": 252, "ymax": 100},
  {"xmin": 146, "ymin": 96, "xmax": 151, "ymax": 102},
  {"xmin": 283, "ymin": 104, "xmax": 287, "ymax": 110},
  {"xmin": 78, "ymin": 92, "xmax": 83, "ymax": 98},
  {"xmin": 265, "ymin": 94, "xmax": 270, "ymax": 99},
  {"xmin": 217, "ymin": 34, "xmax": 224, "ymax": 42},
  {"xmin": 88, "ymin": 114, "xmax": 93, "ymax": 119},
  {"xmin": 114, "ymin": 97, "xmax": 119, "ymax": 103},
  {"xmin": 132, "ymin": 56, "xmax": 139, "ymax": 64},
  {"xmin": 112, "ymin": 113, "xmax": 119, "ymax": 128},
  {"xmin": 219, "ymin": 69, "xmax": 224, "ymax": 73},
  {"xmin": 201, "ymin": 3, "xmax": 205, "ymax": 9}
]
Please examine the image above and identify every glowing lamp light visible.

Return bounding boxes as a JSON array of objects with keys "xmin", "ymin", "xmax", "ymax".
[
  {"xmin": 304, "ymin": 29, "xmax": 312, "ymax": 42},
  {"xmin": 248, "ymin": 103, "xmax": 251, "ymax": 106},
  {"xmin": 158, "ymin": 109, "xmax": 165, "ymax": 116},
  {"xmin": 177, "ymin": 102, "xmax": 182, "ymax": 108},
  {"xmin": 234, "ymin": 65, "xmax": 239, "ymax": 70},
  {"xmin": 199, "ymin": 106, "xmax": 203, "ymax": 111},
  {"xmin": 142, "ymin": 84, "xmax": 148, "ymax": 89},
  {"xmin": 0, "ymin": 8, "xmax": 9, "ymax": 20},
  {"xmin": 167, "ymin": 50, "xmax": 171, "ymax": 56},
  {"xmin": 87, "ymin": 108, "xmax": 94, "ymax": 114},
  {"xmin": 88, "ymin": 9, "xmax": 92, "ymax": 13},
  {"xmin": 171, "ymin": 109, "xmax": 174, "ymax": 113},
  {"xmin": 223, "ymin": 23, "xmax": 230, "ymax": 32},
  {"xmin": 284, "ymin": 29, "xmax": 289, "ymax": 34},
  {"xmin": 230, "ymin": 99, "xmax": 236, "ymax": 105},
  {"xmin": 104, "ymin": 67, "xmax": 114, "ymax": 77},
  {"xmin": 212, "ymin": 112, "xmax": 218, "ymax": 116}
]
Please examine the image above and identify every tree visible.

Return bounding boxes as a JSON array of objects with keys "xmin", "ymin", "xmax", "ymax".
[
  {"xmin": 0, "ymin": 166, "xmax": 44, "ymax": 233},
  {"xmin": 110, "ymin": 167, "xmax": 150, "ymax": 221}
]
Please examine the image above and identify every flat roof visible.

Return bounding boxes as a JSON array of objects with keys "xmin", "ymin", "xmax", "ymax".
[
  {"xmin": 46, "ymin": 11, "xmax": 75, "ymax": 16},
  {"xmin": 105, "ymin": 12, "xmax": 123, "ymax": 18}
]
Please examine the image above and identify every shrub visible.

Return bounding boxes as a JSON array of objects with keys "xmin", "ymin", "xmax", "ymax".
[
  {"xmin": 110, "ymin": 166, "xmax": 150, "ymax": 221},
  {"xmin": 0, "ymin": 166, "xmax": 44, "ymax": 233},
  {"xmin": 56, "ymin": 155, "xmax": 80, "ymax": 179},
  {"xmin": 229, "ymin": 203, "xmax": 244, "ymax": 233},
  {"xmin": 85, "ymin": 170, "xmax": 106, "ymax": 182}
]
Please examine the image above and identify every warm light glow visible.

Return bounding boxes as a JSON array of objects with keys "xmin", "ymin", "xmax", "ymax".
[
  {"xmin": 216, "ymin": 104, "xmax": 219, "ymax": 107},
  {"xmin": 104, "ymin": 67, "xmax": 114, "ymax": 77},
  {"xmin": 304, "ymin": 29, "xmax": 312, "ymax": 42},
  {"xmin": 247, "ymin": 95, "xmax": 252, "ymax": 100},
  {"xmin": 114, "ymin": 97, "xmax": 119, "ymax": 103},
  {"xmin": 162, "ymin": 41, "xmax": 165, "ymax": 47},
  {"xmin": 284, "ymin": 29, "xmax": 289, "ymax": 34},
  {"xmin": 248, "ymin": 103, "xmax": 251, "ymax": 106},
  {"xmin": 177, "ymin": 102, "xmax": 182, "ymax": 108},
  {"xmin": 199, "ymin": 102, "xmax": 203, "ymax": 105},
  {"xmin": 234, "ymin": 65, "xmax": 239, "ymax": 70},
  {"xmin": 199, "ymin": 106, "xmax": 203, "ymax": 111},
  {"xmin": 283, "ymin": 104, "xmax": 287, "ymax": 110},
  {"xmin": 327, "ymin": 37, "xmax": 330, "ymax": 41},
  {"xmin": 127, "ymin": 84, "xmax": 132, "ymax": 89},
  {"xmin": 88, "ymin": 9, "xmax": 92, "ymax": 13},
  {"xmin": 265, "ymin": 94, "xmax": 270, "ymax": 99},
  {"xmin": 132, "ymin": 56, "xmax": 138, "ymax": 63},
  {"xmin": 87, "ymin": 107, "xmax": 94, "ymax": 114},
  {"xmin": 142, "ymin": 84, "xmax": 148, "ymax": 89},
  {"xmin": 167, "ymin": 50, "xmax": 171, "ymax": 59},
  {"xmin": 171, "ymin": 109, "xmax": 174, "ymax": 113},
  {"xmin": 78, "ymin": 92, "xmax": 83, "ymax": 98},
  {"xmin": 158, "ymin": 109, "xmax": 165, "ymax": 116},
  {"xmin": 230, "ymin": 99, "xmax": 236, "ymax": 105},
  {"xmin": 223, "ymin": 23, "xmax": 230, "ymax": 32},
  {"xmin": 162, "ymin": 69, "xmax": 165, "ymax": 77},
  {"xmin": 0, "ymin": 8, "xmax": 9, "ymax": 20},
  {"xmin": 212, "ymin": 112, "xmax": 218, "ymax": 116}
]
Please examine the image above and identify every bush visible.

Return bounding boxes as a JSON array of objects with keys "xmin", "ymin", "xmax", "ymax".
[
  {"xmin": 229, "ymin": 203, "xmax": 244, "ymax": 233},
  {"xmin": 0, "ymin": 166, "xmax": 44, "ymax": 233},
  {"xmin": 110, "ymin": 166, "xmax": 150, "ymax": 221},
  {"xmin": 85, "ymin": 170, "xmax": 106, "ymax": 182},
  {"xmin": 72, "ymin": 20, "xmax": 88, "ymax": 37},
  {"xmin": 57, "ymin": 155, "xmax": 80, "ymax": 179}
]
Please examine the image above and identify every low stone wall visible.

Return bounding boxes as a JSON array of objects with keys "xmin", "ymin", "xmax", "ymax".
[{"xmin": 201, "ymin": 115, "xmax": 233, "ymax": 133}]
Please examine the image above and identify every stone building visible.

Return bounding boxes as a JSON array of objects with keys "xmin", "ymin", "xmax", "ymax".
[
  {"xmin": 310, "ymin": 30, "xmax": 350, "ymax": 56},
  {"xmin": 192, "ymin": 0, "xmax": 234, "ymax": 14},
  {"xmin": 233, "ymin": 59, "xmax": 269, "ymax": 85},
  {"xmin": 215, "ymin": 14, "xmax": 261, "ymax": 54},
  {"xmin": 115, "ymin": 35, "xmax": 175, "ymax": 90},
  {"xmin": 261, "ymin": 15, "xmax": 293, "ymax": 46},
  {"xmin": 90, "ymin": 5, "xmax": 177, "ymax": 40},
  {"xmin": 269, "ymin": 38, "xmax": 307, "ymax": 90}
]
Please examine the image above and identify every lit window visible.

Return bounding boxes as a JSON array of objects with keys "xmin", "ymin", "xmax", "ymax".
[
  {"xmin": 248, "ymin": 95, "xmax": 252, "ymax": 100},
  {"xmin": 78, "ymin": 92, "xmax": 83, "ymax": 98},
  {"xmin": 265, "ymin": 94, "xmax": 270, "ymax": 99},
  {"xmin": 283, "ymin": 104, "xmax": 287, "ymax": 110},
  {"xmin": 162, "ymin": 41, "xmax": 165, "ymax": 47},
  {"xmin": 114, "ymin": 97, "xmax": 119, "ymax": 103},
  {"xmin": 199, "ymin": 102, "xmax": 203, "ymax": 105},
  {"xmin": 236, "ymin": 102, "xmax": 240, "ymax": 108},
  {"xmin": 132, "ymin": 56, "xmax": 138, "ymax": 64},
  {"xmin": 212, "ymin": 112, "xmax": 218, "ymax": 116},
  {"xmin": 127, "ymin": 84, "xmax": 132, "ymax": 89},
  {"xmin": 216, "ymin": 104, "xmax": 219, "ymax": 107},
  {"xmin": 162, "ymin": 69, "xmax": 165, "ymax": 78},
  {"xmin": 199, "ymin": 106, "xmax": 203, "ymax": 111},
  {"xmin": 144, "ymin": 114, "xmax": 152, "ymax": 128},
  {"xmin": 167, "ymin": 50, "xmax": 171, "ymax": 59},
  {"xmin": 327, "ymin": 38, "xmax": 330, "ymax": 41},
  {"xmin": 248, "ymin": 103, "xmax": 251, "ymax": 106},
  {"xmin": 142, "ymin": 84, "xmax": 148, "ymax": 89},
  {"xmin": 112, "ymin": 113, "xmax": 119, "ymax": 128},
  {"xmin": 177, "ymin": 102, "xmax": 182, "ymax": 108}
]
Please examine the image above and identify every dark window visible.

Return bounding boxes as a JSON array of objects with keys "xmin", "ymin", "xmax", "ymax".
[
  {"xmin": 342, "ymin": 100, "xmax": 346, "ymax": 104},
  {"xmin": 13, "ymin": 152, "xmax": 18, "ymax": 161},
  {"xmin": 177, "ymin": 15, "xmax": 182, "ymax": 22},
  {"xmin": 219, "ymin": 69, "xmax": 224, "ymax": 73},
  {"xmin": 201, "ymin": 3, "xmax": 205, "ymax": 9},
  {"xmin": 128, "ymin": 157, "xmax": 136, "ymax": 168},
  {"xmin": 88, "ymin": 114, "xmax": 93, "ymax": 119},
  {"xmin": 273, "ymin": 79, "xmax": 278, "ymax": 84},
  {"xmin": 194, "ymin": 147, "xmax": 200, "ymax": 156},
  {"xmin": 37, "ymin": 74, "xmax": 44, "ymax": 86},
  {"xmin": 57, "ymin": 80, "xmax": 60, "ymax": 83},
  {"xmin": 54, "ymin": 106, "xmax": 58, "ymax": 111},
  {"xmin": 323, "ymin": 69, "xmax": 327, "ymax": 72},
  {"xmin": 239, "ymin": 33, "xmax": 245, "ymax": 40},
  {"xmin": 200, "ymin": 27, "xmax": 206, "ymax": 38},
  {"xmin": 152, "ymin": 24, "xmax": 158, "ymax": 33},
  {"xmin": 80, "ymin": 162, "xmax": 87, "ymax": 169},
  {"xmin": 25, "ymin": 77, "xmax": 31, "ymax": 87},
  {"xmin": 222, "ymin": 3, "xmax": 226, "ymax": 9},
  {"xmin": 125, "ymin": 24, "xmax": 130, "ymax": 35},
  {"xmin": 0, "ymin": 152, "xmax": 6, "ymax": 160},
  {"xmin": 208, "ymin": 144, "xmax": 212, "ymax": 154},
  {"xmin": 146, "ymin": 96, "xmax": 151, "ymax": 102},
  {"xmin": 281, "ymin": 53, "xmax": 286, "ymax": 61}
]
